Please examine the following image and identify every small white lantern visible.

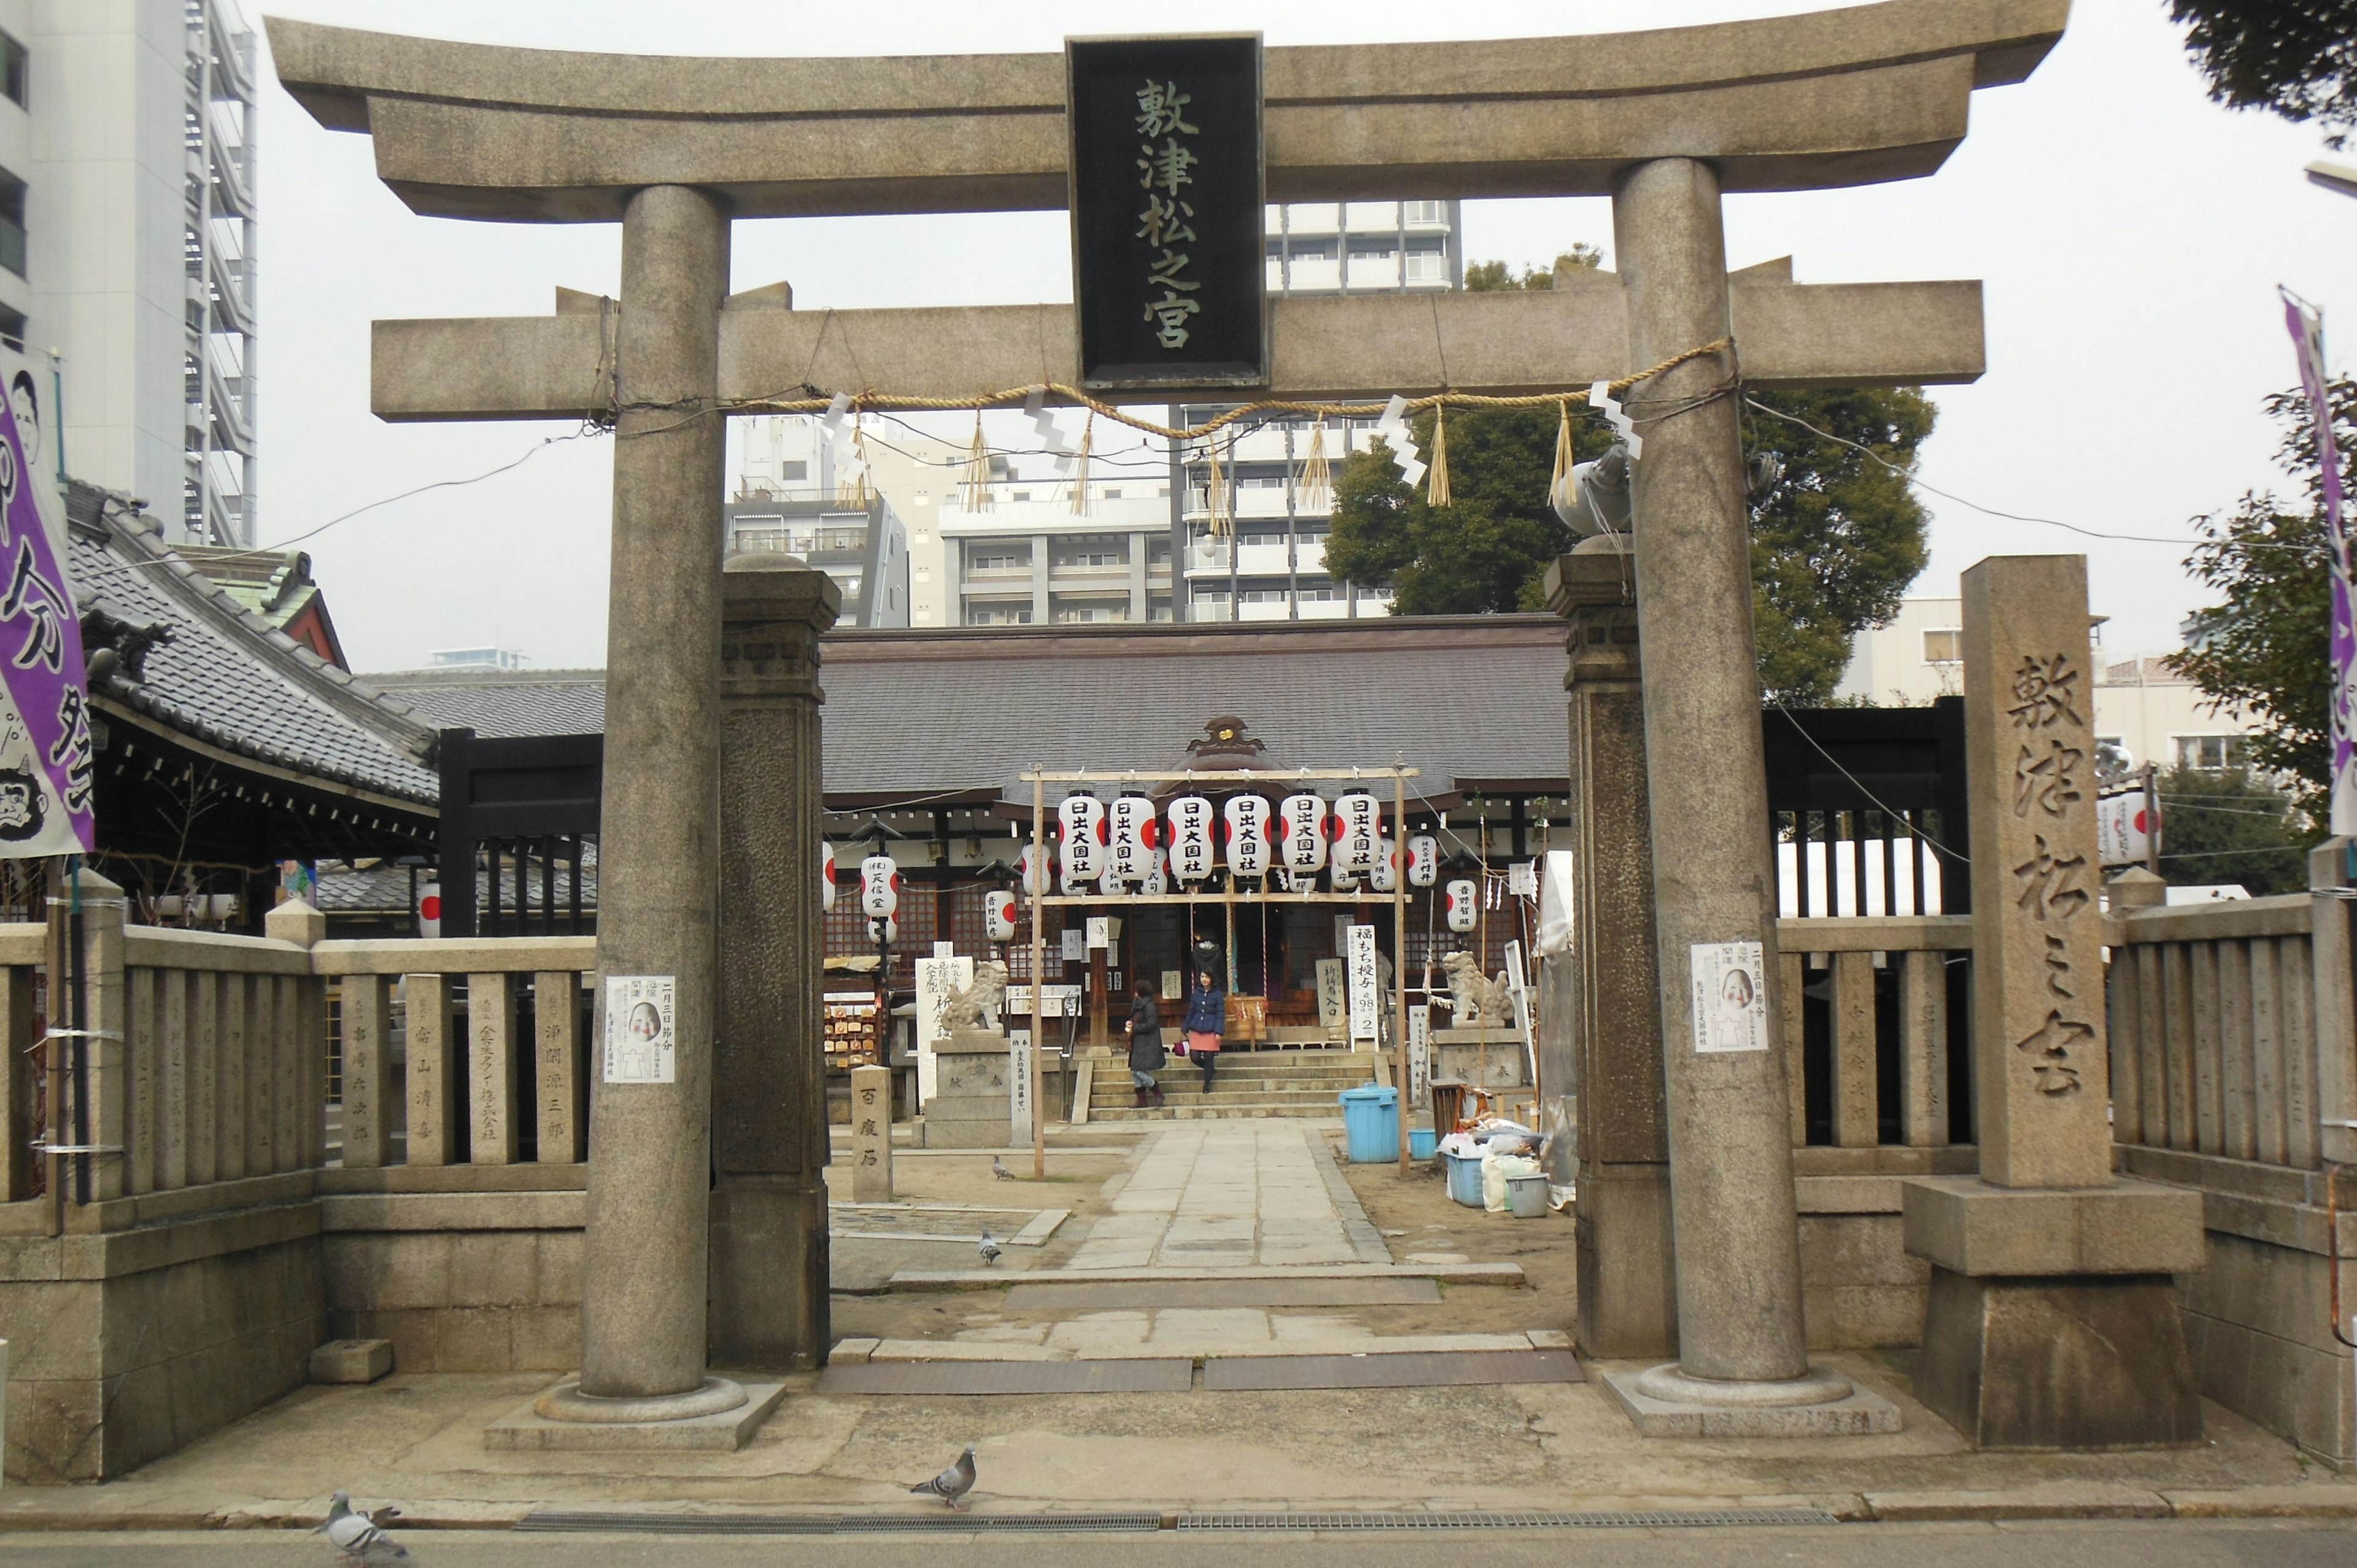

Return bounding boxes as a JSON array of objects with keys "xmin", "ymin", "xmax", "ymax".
[
  {"xmin": 1446, "ymin": 878, "xmax": 1478, "ymax": 933},
  {"xmin": 1406, "ymin": 833, "xmax": 1439, "ymax": 887},
  {"xmin": 1099, "ymin": 860, "xmax": 1127, "ymax": 897},
  {"xmin": 1223, "ymin": 794, "xmax": 1271, "ymax": 878},
  {"xmin": 1139, "ymin": 843, "xmax": 1169, "ymax": 897},
  {"xmin": 1016, "ymin": 843, "xmax": 1043, "ymax": 895},
  {"xmin": 1333, "ymin": 791, "xmax": 1381, "ymax": 874},
  {"xmin": 860, "ymin": 854, "xmax": 899, "ymax": 919},
  {"xmin": 821, "ymin": 841, "xmax": 837, "ymax": 912},
  {"xmin": 1058, "ymin": 795, "xmax": 1104, "ymax": 882},
  {"xmin": 986, "ymin": 890, "xmax": 1018, "ymax": 941},
  {"xmin": 1168, "ymin": 795, "xmax": 1215, "ymax": 882},
  {"xmin": 870, "ymin": 914, "xmax": 899, "ymax": 946},
  {"xmin": 1329, "ymin": 863, "xmax": 1360, "ymax": 893},
  {"xmin": 1278, "ymin": 792, "xmax": 1328, "ymax": 873},
  {"xmin": 1370, "ymin": 836, "xmax": 1399, "ymax": 893}
]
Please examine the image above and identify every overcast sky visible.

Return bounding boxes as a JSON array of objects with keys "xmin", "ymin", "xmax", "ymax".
[{"xmin": 247, "ymin": 0, "xmax": 2357, "ymax": 674}]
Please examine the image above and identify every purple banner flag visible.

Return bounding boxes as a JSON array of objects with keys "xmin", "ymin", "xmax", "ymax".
[
  {"xmin": 2284, "ymin": 293, "xmax": 2356, "ymax": 836},
  {"xmin": 0, "ymin": 358, "xmax": 93, "ymax": 855}
]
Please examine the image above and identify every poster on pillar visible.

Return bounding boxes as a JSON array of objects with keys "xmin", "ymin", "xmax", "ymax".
[
  {"xmin": 602, "ymin": 975, "xmax": 676, "ymax": 1084},
  {"xmin": 0, "ymin": 346, "xmax": 93, "ymax": 857},
  {"xmin": 1687, "ymin": 942, "xmax": 1768, "ymax": 1054},
  {"xmin": 1065, "ymin": 34, "xmax": 1266, "ymax": 390}
]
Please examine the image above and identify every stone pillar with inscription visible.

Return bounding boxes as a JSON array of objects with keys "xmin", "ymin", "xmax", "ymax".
[
  {"xmin": 1545, "ymin": 538, "xmax": 1677, "ymax": 1360},
  {"xmin": 849, "ymin": 1065, "xmax": 893, "ymax": 1203},
  {"xmin": 711, "ymin": 554, "xmax": 842, "ymax": 1372},
  {"xmin": 1902, "ymin": 554, "xmax": 2207, "ymax": 1448}
]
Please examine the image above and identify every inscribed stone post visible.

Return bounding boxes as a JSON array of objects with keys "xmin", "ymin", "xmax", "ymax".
[
  {"xmin": 711, "ymin": 554, "xmax": 840, "ymax": 1372},
  {"xmin": 850, "ymin": 1065, "xmax": 892, "ymax": 1203},
  {"xmin": 1961, "ymin": 555, "xmax": 2111, "ymax": 1189}
]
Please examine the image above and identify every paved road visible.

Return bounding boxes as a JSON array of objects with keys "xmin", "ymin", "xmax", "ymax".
[
  {"xmin": 2, "ymin": 1521, "xmax": 2351, "ymax": 1566},
  {"xmin": 1066, "ymin": 1121, "xmax": 1384, "ymax": 1269}
]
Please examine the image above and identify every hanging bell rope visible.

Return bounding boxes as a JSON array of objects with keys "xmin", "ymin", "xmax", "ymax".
[
  {"xmin": 1426, "ymin": 405, "xmax": 1452, "ymax": 509},
  {"xmin": 1298, "ymin": 414, "xmax": 1332, "ymax": 515},
  {"xmin": 837, "ymin": 417, "xmax": 874, "ymax": 508},
  {"xmin": 959, "ymin": 412, "xmax": 990, "ymax": 511},
  {"xmin": 1206, "ymin": 431, "xmax": 1229, "ymax": 539},
  {"xmin": 1069, "ymin": 412, "xmax": 1094, "ymax": 517}
]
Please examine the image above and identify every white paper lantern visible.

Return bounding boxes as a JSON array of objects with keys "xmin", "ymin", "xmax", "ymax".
[
  {"xmin": 1446, "ymin": 878, "xmax": 1478, "ymax": 933},
  {"xmin": 1370, "ymin": 836, "xmax": 1399, "ymax": 892},
  {"xmin": 870, "ymin": 914, "xmax": 899, "ymax": 945},
  {"xmin": 821, "ymin": 841, "xmax": 837, "ymax": 911},
  {"xmin": 1110, "ymin": 794, "xmax": 1157, "ymax": 854},
  {"xmin": 1333, "ymin": 791, "xmax": 1381, "ymax": 874},
  {"xmin": 1168, "ymin": 795, "xmax": 1215, "ymax": 882},
  {"xmin": 1329, "ymin": 863, "xmax": 1360, "ymax": 893},
  {"xmin": 1406, "ymin": 833, "xmax": 1439, "ymax": 887},
  {"xmin": 1278, "ymin": 792, "xmax": 1328, "ymax": 873},
  {"xmin": 1058, "ymin": 795, "xmax": 1104, "ymax": 882},
  {"xmin": 1223, "ymin": 794, "xmax": 1271, "ymax": 878},
  {"xmin": 986, "ymin": 890, "xmax": 1018, "ymax": 941},
  {"xmin": 860, "ymin": 854, "xmax": 899, "ymax": 918},
  {"xmin": 1016, "ymin": 843, "xmax": 1043, "ymax": 895}
]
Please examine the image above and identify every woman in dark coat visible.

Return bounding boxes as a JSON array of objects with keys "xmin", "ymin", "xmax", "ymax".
[
  {"xmin": 1182, "ymin": 968, "xmax": 1226, "ymax": 1093},
  {"xmin": 1126, "ymin": 978, "xmax": 1166, "ymax": 1108}
]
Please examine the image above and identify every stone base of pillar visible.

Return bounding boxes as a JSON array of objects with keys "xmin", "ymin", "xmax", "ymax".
[
  {"xmin": 1574, "ymin": 1162, "xmax": 1678, "ymax": 1359},
  {"xmin": 710, "ymin": 1174, "xmax": 831, "ymax": 1371},
  {"xmin": 1903, "ymin": 1176, "xmax": 2207, "ymax": 1449},
  {"xmin": 1597, "ymin": 1362, "xmax": 1902, "ymax": 1437},
  {"xmin": 923, "ymin": 1030, "xmax": 1016, "ymax": 1148},
  {"xmin": 486, "ymin": 1377, "xmax": 788, "ymax": 1452}
]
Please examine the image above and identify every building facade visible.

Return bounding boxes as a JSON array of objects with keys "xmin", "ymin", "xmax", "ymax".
[
  {"xmin": 1835, "ymin": 593, "xmax": 2257, "ymax": 774},
  {"xmin": 726, "ymin": 420, "xmax": 911, "ymax": 628},
  {"xmin": 1175, "ymin": 199, "xmax": 1463, "ymax": 622},
  {"xmin": 24, "ymin": 1, "xmax": 257, "ymax": 547}
]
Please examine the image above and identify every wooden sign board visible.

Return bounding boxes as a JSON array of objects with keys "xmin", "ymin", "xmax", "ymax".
[{"xmin": 1066, "ymin": 34, "xmax": 1266, "ymax": 390}]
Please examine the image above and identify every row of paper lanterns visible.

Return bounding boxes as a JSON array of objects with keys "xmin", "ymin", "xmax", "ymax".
[{"xmin": 819, "ymin": 791, "xmax": 1486, "ymax": 937}]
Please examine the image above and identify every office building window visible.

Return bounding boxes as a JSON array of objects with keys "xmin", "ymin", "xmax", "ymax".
[
  {"xmin": 1922, "ymin": 628, "xmax": 1962, "ymax": 664},
  {"xmin": 2173, "ymin": 735, "xmax": 2245, "ymax": 771},
  {"xmin": 732, "ymin": 523, "xmax": 788, "ymax": 554},
  {"xmin": 968, "ymin": 547, "xmax": 1029, "ymax": 571},
  {"xmin": 966, "ymin": 605, "xmax": 1033, "ymax": 626},
  {"xmin": 0, "ymin": 33, "xmax": 25, "ymax": 110}
]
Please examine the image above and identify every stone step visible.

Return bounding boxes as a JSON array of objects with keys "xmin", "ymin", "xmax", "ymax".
[
  {"xmin": 1091, "ymin": 1103, "xmax": 1346, "ymax": 1121},
  {"xmin": 1091, "ymin": 1082, "xmax": 1372, "ymax": 1106}
]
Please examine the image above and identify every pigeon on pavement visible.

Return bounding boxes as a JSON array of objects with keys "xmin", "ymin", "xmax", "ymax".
[
  {"xmin": 318, "ymin": 1491, "xmax": 409, "ymax": 1564},
  {"xmin": 910, "ymin": 1446, "xmax": 978, "ymax": 1510},
  {"xmin": 977, "ymin": 1229, "xmax": 1002, "ymax": 1265},
  {"xmin": 991, "ymin": 1156, "xmax": 1016, "ymax": 1180}
]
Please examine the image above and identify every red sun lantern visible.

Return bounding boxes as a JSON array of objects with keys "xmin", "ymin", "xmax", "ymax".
[
  {"xmin": 1224, "ymin": 794, "xmax": 1271, "ymax": 878},
  {"xmin": 1167, "ymin": 795, "xmax": 1215, "ymax": 882},
  {"xmin": 821, "ymin": 841, "xmax": 837, "ymax": 912},
  {"xmin": 1333, "ymin": 791, "xmax": 1381, "ymax": 873},
  {"xmin": 1058, "ymin": 795, "xmax": 1104, "ymax": 882},
  {"xmin": 860, "ymin": 854, "xmax": 899, "ymax": 918},
  {"xmin": 986, "ymin": 890, "xmax": 1018, "ymax": 941},
  {"xmin": 1446, "ymin": 878, "xmax": 1478, "ymax": 933},
  {"xmin": 1278, "ymin": 792, "xmax": 1327, "ymax": 873},
  {"xmin": 1406, "ymin": 834, "xmax": 1439, "ymax": 887}
]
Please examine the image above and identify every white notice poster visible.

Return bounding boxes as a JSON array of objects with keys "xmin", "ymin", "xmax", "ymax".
[
  {"xmin": 1060, "ymin": 927, "xmax": 1087, "ymax": 963},
  {"xmin": 1086, "ymin": 916, "xmax": 1110, "ymax": 949},
  {"xmin": 1407, "ymin": 1003, "xmax": 1431, "ymax": 1100},
  {"xmin": 1316, "ymin": 959, "xmax": 1346, "ymax": 1030},
  {"xmin": 913, "ymin": 956, "xmax": 974, "ymax": 1103},
  {"xmin": 1689, "ymin": 941, "xmax": 1770, "ymax": 1054},
  {"xmin": 603, "ymin": 975, "xmax": 676, "ymax": 1084},
  {"xmin": 1010, "ymin": 1034, "xmax": 1034, "ymax": 1143},
  {"xmin": 1347, "ymin": 924, "xmax": 1380, "ymax": 1043}
]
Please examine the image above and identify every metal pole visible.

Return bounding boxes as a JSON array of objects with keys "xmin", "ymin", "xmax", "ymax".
[
  {"xmin": 1031, "ymin": 773, "xmax": 1047, "ymax": 1180},
  {"xmin": 1394, "ymin": 771, "xmax": 1410, "ymax": 1174}
]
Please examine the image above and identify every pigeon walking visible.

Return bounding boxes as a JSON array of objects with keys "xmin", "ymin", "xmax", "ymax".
[
  {"xmin": 977, "ymin": 1229, "xmax": 1002, "ymax": 1265},
  {"xmin": 317, "ymin": 1491, "xmax": 408, "ymax": 1564},
  {"xmin": 911, "ymin": 1445, "xmax": 977, "ymax": 1510},
  {"xmin": 991, "ymin": 1156, "xmax": 1016, "ymax": 1181}
]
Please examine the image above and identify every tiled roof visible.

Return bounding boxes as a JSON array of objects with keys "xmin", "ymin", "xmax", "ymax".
[
  {"xmin": 368, "ymin": 617, "xmax": 1572, "ymax": 806},
  {"xmin": 67, "ymin": 484, "xmax": 440, "ymax": 806},
  {"xmin": 316, "ymin": 854, "xmax": 597, "ymax": 914}
]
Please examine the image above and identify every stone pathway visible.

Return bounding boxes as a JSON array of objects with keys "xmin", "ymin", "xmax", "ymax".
[{"xmin": 1065, "ymin": 1121, "xmax": 1391, "ymax": 1270}]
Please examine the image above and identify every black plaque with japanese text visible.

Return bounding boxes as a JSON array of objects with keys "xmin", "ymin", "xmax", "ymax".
[{"xmin": 1066, "ymin": 34, "xmax": 1266, "ymax": 390}]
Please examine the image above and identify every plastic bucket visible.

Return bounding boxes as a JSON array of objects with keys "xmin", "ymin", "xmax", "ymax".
[
  {"xmin": 1505, "ymin": 1172, "xmax": 1549, "ymax": 1218},
  {"xmin": 1337, "ymin": 1085, "xmax": 1399, "ymax": 1163},
  {"xmin": 1408, "ymin": 1126, "xmax": 1438, "ymax": 1161},
  {"xmin": 1444, "ymin": 1149, "xmax": 1485, "ymax": 1207}
]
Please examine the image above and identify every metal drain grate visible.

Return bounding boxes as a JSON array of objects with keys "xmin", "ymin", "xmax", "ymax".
[
  {"xmin": 1175, "ymin": 1508, "xmax": 1842, "ymax": 1531},
  {"xmin": 519, "ymin": 1510, "xmax": 1164, "ymax": 1535}
]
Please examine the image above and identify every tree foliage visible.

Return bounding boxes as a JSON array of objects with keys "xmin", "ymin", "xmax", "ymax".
[
  {"xmin": 2170, "ymin": 375, "xmax": 2355, "ymax": 820},
  {"xmin": 2153, "ymin": 765, "xmax": 2322, "ymax": 896},
  {"xmin": 2170, "ymin": 0, "xmax": 2357, "ymax": 149},
  {"xmin": 1326, "ymin": 249, "xmax": 1937, "ymax": 701}
]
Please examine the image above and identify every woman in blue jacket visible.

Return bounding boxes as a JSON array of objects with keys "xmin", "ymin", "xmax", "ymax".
[{"xmin": 1182, "ymin": 968, "xmax": 1226, "ymax": 1092}]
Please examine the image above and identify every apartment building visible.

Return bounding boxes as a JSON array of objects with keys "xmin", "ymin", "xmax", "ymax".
[
  {"xmin": 936, "ymin": 487, "xmax": 1175, "ymax": 627},
  {"xmin": 726, "ymin": 416, "xmax": 911, "ymax": 628},
  {"xmin": 1177, "ymin": 199, "xmax": 1463, "ymax": 622},
  {"xmin": 22, "ymin": 1, "xmax": 257, "ymax": 546}
]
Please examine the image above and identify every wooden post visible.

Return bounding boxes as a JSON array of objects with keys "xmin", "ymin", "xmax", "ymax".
[{"xmin": 1031, "ymin": 771, "xmax": 1047, "ymax": 1180}]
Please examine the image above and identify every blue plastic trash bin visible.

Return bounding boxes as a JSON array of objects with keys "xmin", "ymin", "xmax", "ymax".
[
  {"xmin": 1409, "ymin": 1126, "xmax": 1438, "ymax": 1161},
  {"xmin": 1338, "ymin": 1085, "xmax": 1399, "ymax": 1162},
  {"xmin": 1444, "ymin": 1149, "xmax": 1485, "ymax": 1207}
]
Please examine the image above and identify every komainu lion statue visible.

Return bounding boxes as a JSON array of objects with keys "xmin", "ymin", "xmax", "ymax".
[
  {"xmin": 1436, "ymin": 949, "xmax": 1514, "ymax": 1028},
  {"xmin": 941, "ymin": 960, "xmax": 1008, "ymax": 1033}
]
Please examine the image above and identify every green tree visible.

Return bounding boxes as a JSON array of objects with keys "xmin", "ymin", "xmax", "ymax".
[
  {"xmin": 2170, "ymin": 376, "xmax": 2355, "ymax": 819},
  {"xmin": 1326, "ymin": 247, "xmax": 1937, "ymax": 700},
  {"xmin": 2170, "ymin": 1, "xmax": 2357, "ymax": 147},
  {"xmin": 2153, "ymin": 765, "xmax": 2322, "ymax": 895}
]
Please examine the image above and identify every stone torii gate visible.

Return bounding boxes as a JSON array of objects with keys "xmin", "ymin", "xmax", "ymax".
[{"xmin": 269, "ymin": 0, "xmax": 2065, "ymax": 1438}]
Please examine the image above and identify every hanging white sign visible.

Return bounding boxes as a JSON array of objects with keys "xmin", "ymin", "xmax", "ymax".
[{"xmin": 1347, "ymin": 923, "xmax": 1380, "ymax": 1043}]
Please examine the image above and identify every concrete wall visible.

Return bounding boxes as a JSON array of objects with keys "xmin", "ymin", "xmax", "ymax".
[
  {"xmin": 320, "ymin": 1183, "xmax": 584, "ymax": 1373},
  {"xmin": 0, "ymin": 1194, "xmax": 323, "ymax": 1482}
]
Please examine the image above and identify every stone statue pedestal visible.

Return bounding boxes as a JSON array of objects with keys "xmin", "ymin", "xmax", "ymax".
[
  {"xmin": 1429, "ymin": 1027, "xmax": 1527, "ymax": 1089},
  {"xmin": 1902, "ymin": 1175, "xmax": 2207, "ymax": 1448},
  {"xmin": 920, "ymin": 1028, "xmax": 1015, "ymax": 1149}
]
